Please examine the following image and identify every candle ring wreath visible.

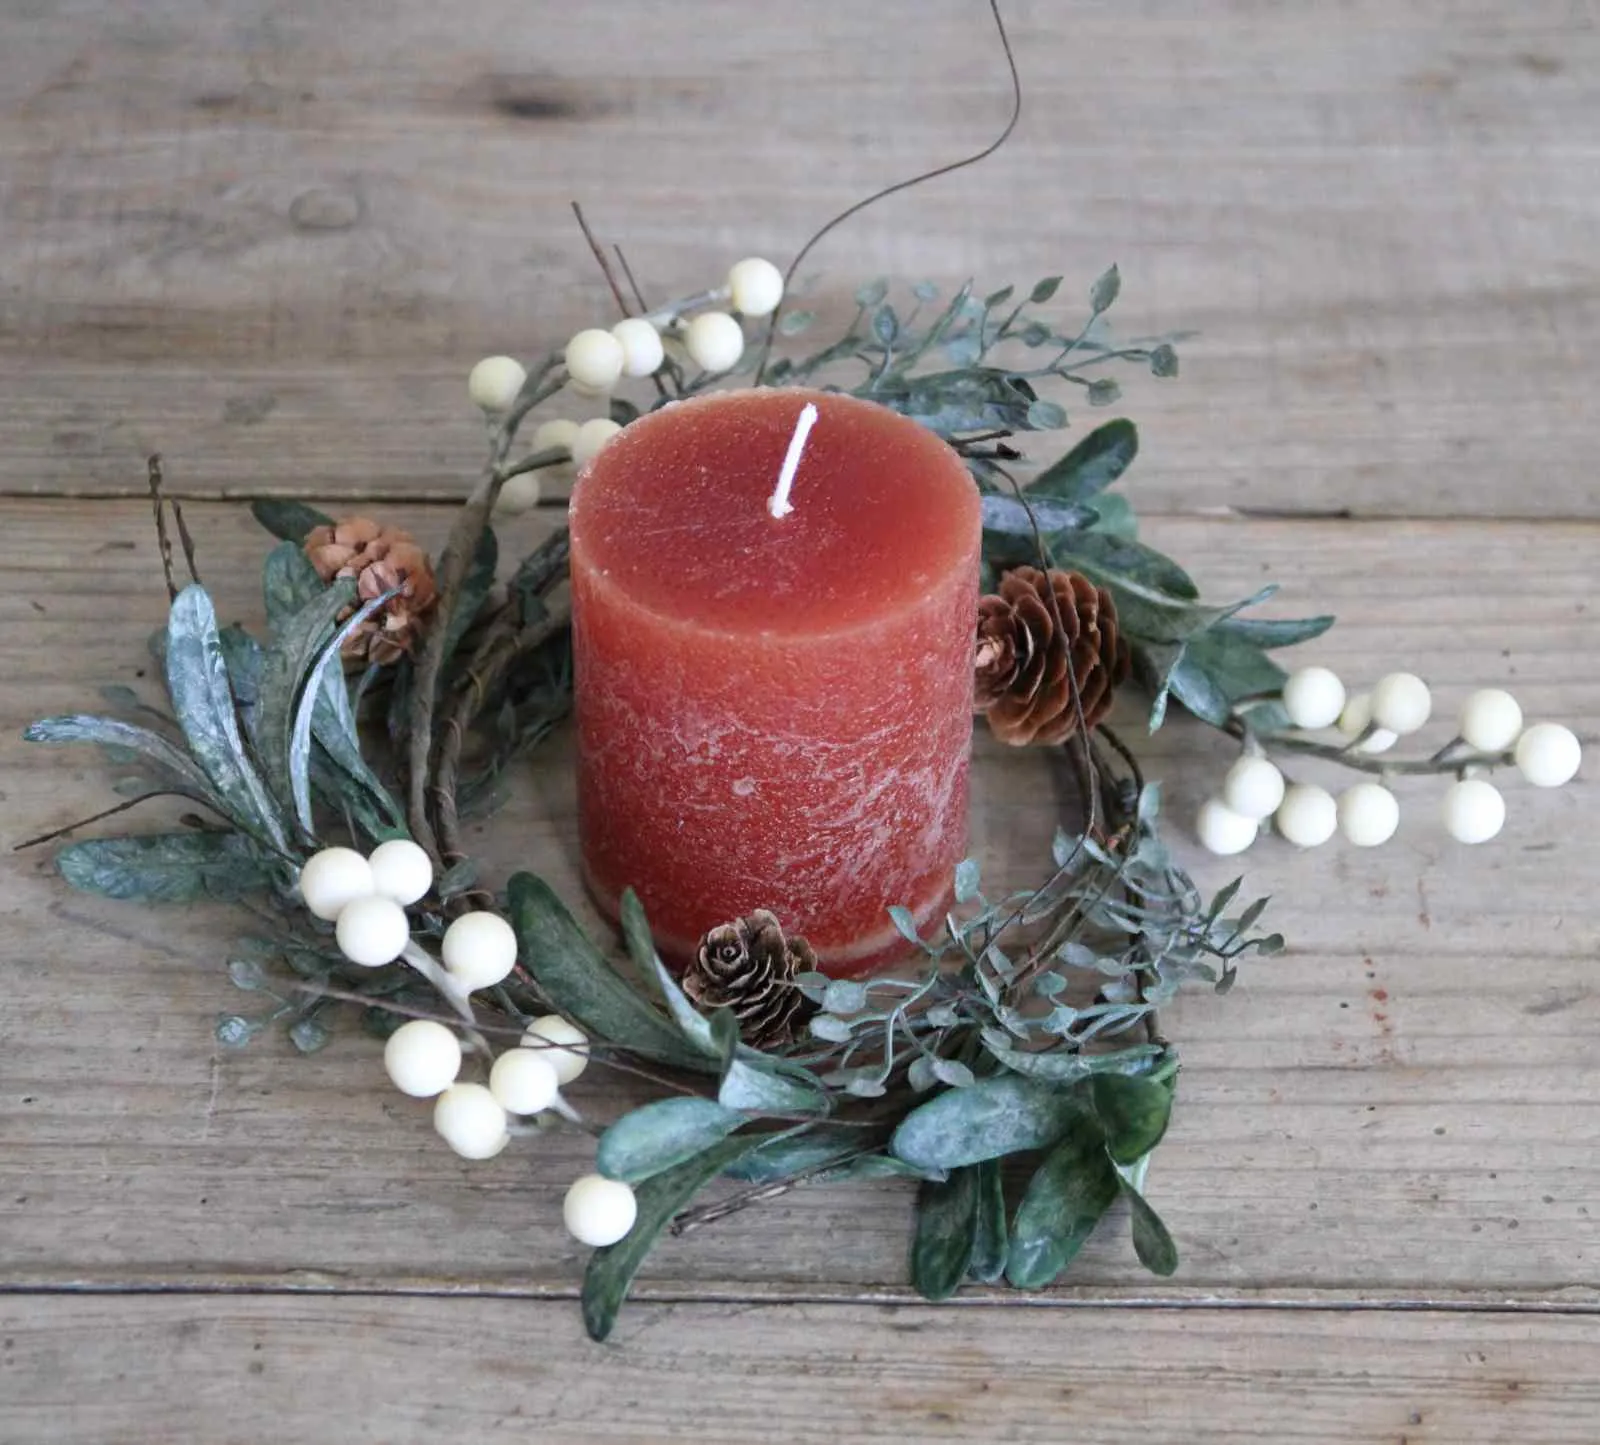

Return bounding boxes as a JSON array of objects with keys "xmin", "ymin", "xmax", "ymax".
[{"xmin": 20, "ymin": 30, "xmax": 1584, "ymax": 1346}]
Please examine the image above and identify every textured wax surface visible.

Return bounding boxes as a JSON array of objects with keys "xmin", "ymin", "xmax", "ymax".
[{"xmin": 568, "ymin": 389, "xmax": 981, "ymax": 976}]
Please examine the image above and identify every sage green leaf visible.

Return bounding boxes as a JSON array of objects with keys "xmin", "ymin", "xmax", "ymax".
[
  {"xmin": 1055, "ymin": 529, "xmax": 1198, "ymax": 601},
  {"xmin": 980, "ymin": 1034, "xmax": 1162, "ymax": 1082},
  {"xmin": 254, "ymin": 574, "xmax": 359, "ymax": 836},
  {"xmin": 719, "ymin": 1051, "xmax": 831, "ymax": 1116},
  {"xmin": 720, "ymin": 1125, "xmax": 863, "ymax": 1184},
  {"xmin": 596, "ymin": 1097, "xmax": 746, "ymax": 1184},
  {"xmin": 164, "ymin": 586, "xmax": 290, "ymax": 852},
  {"xmin": 57, "ymin": 831, "xmax": 274, "ymax": 903},
  {"xmin": 307, "ymin": 658, "xmax": 406, "ymax": 836},
  {"xmin": 1122, "ymin": 1180, "xmax": 1179, "ymax": 1275},
  {"xmin": 288, "ymin": 590, "xmax": 398, "ymax": 836},
  {"xmin": 827, "ymin": 1154, "xmax": 945, "ymax": 1183},
  {"xmin": 648, "ymin": 952, "xmax": 738, "ymax": 1063},
  {"xmin": 1089, "ymin": 1072, "xmax": 1174, "ymax": 1165},
  {"xmin": 910, "ymin": 1166, "xmax": 980, "ymax": 1302},
  {"xmin": 1025, "ymin": 419, "xmax": 1137, "ymax": 506},
  {"xmin": 1165, "ymin": 627, "xmax": 1288, "ymax": 728},
  {"xmin": 506, "ymin": 873, "xmax": 710, "ymax": 1072},
  {"xmin": 1149, "ymin": 343, "xmax": 1180, "ymax": 378},
  {"xmin": 617, "ymin": 886, "xmax": 669, "ymax": 1003},
  {"xmin": 250, "ymin": 499, "xmax": 332, "ymax": 544},
  {"xmin": 1212, "ymin": 613, "xmax": 1336, "ymax": 649},
  {"xmin": 891, "ymin": 1074, "xmax": 1081, "ymax": 1172},
  {"xmin": 967, "ymin": 1158, "xmax": 1009, "ymax": 1283},
  {"xmin": 1089, "ymin": 264, "xmax": 1121, "ymax": 315},
  {"xmin": 218, "ymin": 625, "xmax": 264, "ymax": 722},
  {"xmin": 24, "ymin": 715, "xmax": 223, "ymax": 812},
  {"xmin": 1085, "ymin": 492, "xmax": 1138, "ymax": 540},
  {"xmin": 1029, "ymin": 276, "xmax": 1062, "ymax": 304},
  {"xmin": 1005, "ymin": 1120, "xmax": 1120, "ymax": 1289},
  {"xmin": 262, "ymin": 541, "xmax": 327, "ymax": 628},
  {"xmin": 583, "ymin": 1134, "xmax": 762, "ymax": 1342}
]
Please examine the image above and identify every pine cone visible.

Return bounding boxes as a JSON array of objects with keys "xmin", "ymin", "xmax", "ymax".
[
  {"xmin": 975, "ymin": 566, "xmax": 1130, "ymax": 746},
  {"xmin": 304, "ymin": 517, "xmax": 439, "ymax": 666},
  {"xmin": 683, "ymin": 910, "xmax": 818, "ymax": 1051}
]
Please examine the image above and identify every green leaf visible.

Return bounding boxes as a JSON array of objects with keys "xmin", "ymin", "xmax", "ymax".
[
  {"xmin": 288, "ymin": 589, "xmax": 398, "ymax": 836},
  {"xmin": 583, "ymin": 1134, "xmax": 762, "ymax": 1342},
  {"xmin": 617, "ymin": 887, "xmax": 669, "ymax": 1004},
  {"xmin": 1122, "ymin": 1181, "xmax": 1180, "ymax": 1275},
  {"xmin": 1212, "ymin": 613, "xmax": 1337, "ymax": 649},
  {"xmin": 1029, "ymin": 276, "xmax": 1062, "ymax": 304},
  {"xmin": 57, "ymin": 831, "xmax": 274, "ymax": 903},
  {"xmin": 1025, "ymin": 399, "xmax": 1067, "ymax": 430},
  {"xmin": 891, "ymin": 1074, "xmax": 1081, "ymax": 1172},
  {"xmin": 886, "ymin": 905, "xmax": 924, "ymax": 947},
  {"xmin": 1165, "ymin": 627, "xmax": 1289, "ymax": 727},
  {"xmin": 953, "ymin": 857, "xmax": 980, "ymax": 904},
  {"xmin": 1005, "ymin": 1118, "xmax": 1120, "ymax": 1288},
  {"xmin": 718, "ymin": 1054, "xmax": 831, "ymax": 1116},
  {"xmin": 288, "ymin": 1015, "xmax": 332, "ymax": 1054},
  {"xmin": 1149, "ymin": 343, "xmax": 1179, "ymax": 378},
  {"xmin": 1089, "ymin": 1072, "xmax": 1174, "ymax": 1164},
  {"xmin": 1054, "ymin": 529, "xmax": 1199, "ymax": 601},
  {"xmin": 251, "ymin": 500, "xmax": 332, "ymax": 544},
  {"xmin": 306, "ymin": 654, "xmax": 406, "ymax": 837},
  {"xmin": 719, "ymin": 1126, "xmax": 862, "ymax": 1184},
  {"xmin": 164, "ymin": 586, "xmax": 290, "ymax": 852},
  {"xmin": 808, "ymin": 1014, "xmax": 853, "ymax": 1044},
  {"xmin": 24, "ymin": 715, "xmax": 224, "ymax": 812},
  {"xmin": 1087, "ymin": 378, "xmax": 1121, "ymax": 407},
  {"xmin": 821, "ymin": 979, "xmax": 867, "ymax": 1014},
  {"xmin": 855, "ymin": 278, "xmax": 889, "ymax": 308},
  {"xmin": 1089, "ymin": 264, "xmax": 1121, "ymax": 315},
  {"xmin": 254, "ymin": 573, "xmax": 360, "ymax": 836},
  {"xmin": 262, "ymin": 541, "xmax": 328, "ymax": 627},
  {"xmin": 910, "ymin": 1167, "xmax": 980, "ymax": 1302},
  {"xmin": 968, "ymin": 1158, "xmax": 1009, "ymax": 1283},
  {"xmin": 1025, "ymin": 419, "xmax": 1138, "ymax": 506},
  {"xmin": 1085, "ymin": 492, "xmax": 1138, "ymax": 540},
  {"xmin": 596, "ymin": 1097, "xmax": 747, "ymax": 1184},
  {"xmin": 506, "ymin": 873, "xmax": 712, "ymax": 1072}
]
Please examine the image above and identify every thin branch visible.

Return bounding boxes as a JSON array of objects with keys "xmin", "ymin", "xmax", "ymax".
[
  {"xmin": 12, "ymin": 790, "xmax": 213, "ymax": 851},
  {"xmin": 147, "ymin": 455, "xmax": 179, "ymax": 602},
  {"xmin": 755, "ymin": 0, "xmax": 1023, "ymax": 384},
  {"xmin": 570, "ymin": 201, "xmax": 632, "ymax": 320}
]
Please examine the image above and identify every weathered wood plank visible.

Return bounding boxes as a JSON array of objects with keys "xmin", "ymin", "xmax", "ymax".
[
  {"xmin": 3, "ymin": 1296, "xmax": 1597, "ymax": 1443},
  {"xmin": 2, "ymin": 2, "xmax": 1597, "ymax": 515},
  {"xmin": 1, "ymin": 499, "xmax": 1594, "ymax": 1300}
]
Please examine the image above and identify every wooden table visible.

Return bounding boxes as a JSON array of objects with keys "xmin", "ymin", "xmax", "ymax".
[{"xmin": 4, "ymin": 3, "xmax": 1596, "ymax": 1440}]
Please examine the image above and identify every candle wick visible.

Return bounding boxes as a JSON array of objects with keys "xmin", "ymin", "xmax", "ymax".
[{"xmin": 767, "ymin": 402, "xmax": 818, "ymax": 520}]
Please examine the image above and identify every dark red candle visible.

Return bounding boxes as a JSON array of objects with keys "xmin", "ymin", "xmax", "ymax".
[{"xmin": 568, "ymin": 388, "xmax": 980, "ymax": 976}]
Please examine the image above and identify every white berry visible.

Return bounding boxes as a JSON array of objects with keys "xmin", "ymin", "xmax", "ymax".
[
  {"xmin": 367, "ymin": 838, "xmax": 433, "ymax": 907},
  {"xmin": 523, "ymin": 1015, "xmax": 590, "ymax": 1085},
  {"xmin": 489, "ymin": 1049, "xmax": 560, "ymax": 1115},
  {"xmin": 572, "ymin": 417, "xmax": 622, "ymax": 468},
  {"xmin": 610, "ymin": 317, "xmax": 665, "ymax": 378},
  {"xmin": 532, "ymin": 417, "xmax": 581, "ymax": 458},
  {"xmin": 1441, "ymin": 778, "xmax": 1506, "ymax": 845},
  {"xmin": 1274, "ymin": 782, "xmax": 1338, "ymax": 848},
  {"xmin": 727, "ymin": 257, "xmax": 785, "ymax": 318},
  {"xmin": 1222, "ymin": 755, "xmax": 1286, "ymax": 821},
  {"xmin": 1337, "ymin": 782, "xmax": 1400, "ymax": 847},
  {"xmin": 1337, "ymin": 694, "xmax": 1397, "ymax": 754},
  {"xmin": 1515, "ymin": 722, "xmax": 1581, "ymax": 788},
  {"xmin": 298, "ymin": 847, "xmax": 375, "ymax": 922},
  {"xmin": 1282, "ymin": 666, "xmax": 1346, "ymax": 730},
  {"xmin": 1370, "ymin": 672, "xmax": 1432, "ymax": 735},
  {"xmin": 383, "ymin": 1019, "xmax": 462, "ymax": 1098},
  {"xmin": 335, "ymin": 895, "xmax": 411, "ymax": 967},
  {"xmin": 565, "ymin": 329, "xmax": 625, "ymax": 392},
  {"xmin": 563, "ymin": 1174, "xmax": 638, "ymax": 1247},
  {"xmin": 684, "ymin": 311, "xmax": 745, "ymax": 373},
  {"xmin": 494, "ymin": 473, "xmax": 543, "ymax": 516},
  {"xmin": 467, "ymin": 355, "xmax": 527, "ymax": 413},
  {"xmin": 1458, "ymin": 688, "xmax": 1523, "ymax": 753},
  {"xmin": 433, "ymin": 1083, "xmax": 510, "ymax": 1160},
  {"xmin": 1196, "ymin": 797, "xmax": 1258, "ymax": 856},
  {"xmin": 441, "ymin": 911, "xmax": 518, "ymax": 991}
]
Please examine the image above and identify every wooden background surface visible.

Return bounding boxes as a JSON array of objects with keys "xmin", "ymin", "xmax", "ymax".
[{"xmin": 2, "ymin": 2, "xmax": 1596, "ymax": 1441}]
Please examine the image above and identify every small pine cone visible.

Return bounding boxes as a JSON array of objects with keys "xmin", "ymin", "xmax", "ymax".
[
  {"xmin": 683, "ymin": 910, "xmax": 818, "ymax": 1051},
  {"xmin": 304, "ymin": 517, "xmax": 439, "ymax": 666},
  {"xmin": 975, "ymin": 565, "xmax": 1130, "ymax": 746}
]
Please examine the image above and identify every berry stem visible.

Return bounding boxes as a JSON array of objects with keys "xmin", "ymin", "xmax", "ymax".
[{"xmin": 1230, "ymin": 720, "xmax": 1510, "ymax": 778}]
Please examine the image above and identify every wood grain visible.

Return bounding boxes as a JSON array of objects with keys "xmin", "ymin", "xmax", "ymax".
[
  {"xmin": 4, "ymin": 1296, "xmax": 1597, "ymax": 1444},
  {"xmin": 2, "ymin": 1, "xmax": 1597, "ymax": 515},
  {"xmin": 2, "ymin": 500, "xmax": 1594, "ymax": 1304}
]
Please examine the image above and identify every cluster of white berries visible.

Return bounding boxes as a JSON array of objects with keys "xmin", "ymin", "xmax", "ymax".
[
  {"xmin": 468, "ymin": 258, "xmax": 786, "ymax": 516},
  {"xmin": 1196, "ymin": 667, "xmax": 1581, "ymax": 856},
  {"xmin": 297, "ymin": 841, "xmax": 637, "ymax": 1249}
]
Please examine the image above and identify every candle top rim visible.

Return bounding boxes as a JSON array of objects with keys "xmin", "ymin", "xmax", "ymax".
[{"xmin": 568, "ymin": 388, "xmax": 981, "ymax": 642}]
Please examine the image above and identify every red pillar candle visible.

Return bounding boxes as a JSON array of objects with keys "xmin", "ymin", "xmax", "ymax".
[{"xmin": 568, "ymin": 388, "xmax": 980, "ymax": 976}]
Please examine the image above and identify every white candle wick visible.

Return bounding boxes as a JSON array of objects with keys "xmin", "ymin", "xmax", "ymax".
[{"xmin": 767, "ymin": 402, "xmax": 818, "ymax": 520}]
